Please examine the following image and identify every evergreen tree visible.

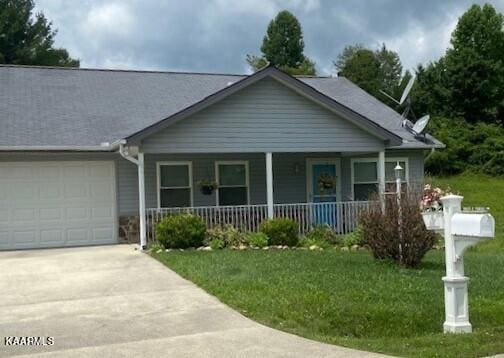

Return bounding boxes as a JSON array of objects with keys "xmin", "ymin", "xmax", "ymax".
[
  {"xmin": 0, "ymin": 0, "xmax": 79, "ymax": 67},
  {"xmin": 247, "ymin": 10, "xmax": 315, "ymax": 75}
]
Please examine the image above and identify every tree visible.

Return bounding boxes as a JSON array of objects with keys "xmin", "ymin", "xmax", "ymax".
[
  {"xmin": 247, "ymin": 10, "xmax": 316, "ymax": 75},
  {"xmin": 375, "ymin": 44, "xmax": 403, "ymax": 99},
  {"xmin": 445, "ymin": 4, "xmax": 504, "ymax": 123},
  {"xmin": 335, "ymin": 44, "xmax": 405, "ymax": 109},
  {"xmin": 0, "ymin": 0, "xmax": 79, "ymax": 67},
  {"xmin": 336, "ymin": 47, "xmax": 381, "ymax": 95},
  {"xmin": 411, "ymin": 4, "xmax": 504, "ymax": 124}
]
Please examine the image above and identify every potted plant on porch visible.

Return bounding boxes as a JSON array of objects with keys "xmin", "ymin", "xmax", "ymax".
[{"xmin": 197, "ymin": 179, "xmax": 218, "ymax": 195}]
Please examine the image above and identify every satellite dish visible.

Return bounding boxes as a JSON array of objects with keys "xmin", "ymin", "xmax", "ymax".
[
  {"xmin": 412, "ymin": 115, "xmax": 430, "ymax": 134},
  {"xmin": 379, "ymin": 76, "xmax": 415, "ymax": 106},
  {"xmin": 399, "ymin": 76, "xmax": 415, "ymax": 105}
]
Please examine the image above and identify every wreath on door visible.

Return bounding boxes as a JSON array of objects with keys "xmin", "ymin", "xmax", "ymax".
[{"xmin": 317, "ymin": 173, "xmax": 336, "ymax": 193}]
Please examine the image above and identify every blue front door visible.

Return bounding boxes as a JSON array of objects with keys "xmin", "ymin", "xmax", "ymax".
[{"xmin": 309, "ymin": 162, "xmax": 339, "ymax": 228}]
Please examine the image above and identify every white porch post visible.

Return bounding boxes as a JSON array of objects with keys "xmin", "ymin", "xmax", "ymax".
[
  {"xmin": 266, "ymin": 152, "xmax": 274, "ymax": 219},
  {"xmin": 138, "ymin": 152, "xmax": 147, "ymax": 249},
  {"xmin": 378, "ymin": 150, "xmax": 386, "ymax": 209}
]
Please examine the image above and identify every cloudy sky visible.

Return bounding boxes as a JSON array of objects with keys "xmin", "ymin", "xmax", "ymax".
[{"xmin": 34, "ymin": 0, "xmax": 504, "ymax": 75}]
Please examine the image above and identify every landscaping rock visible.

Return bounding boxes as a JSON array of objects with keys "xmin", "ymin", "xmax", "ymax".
[
  {"xmin": 238, "ymin": 244, "xmax": 247, "ymax": 250},
  {"xmin": 179, "ymin": 249, "xmax": 185, "ymax": 252},
  {"xmin": 156, "ymin": 249, "xmax": 163, "ymax": 254},
  {"xmin": 165, "ymin": 249, "xmax": 172, "ymax": 252},
  {"xmin": 340, "ymin": 246, "xmax": 349, "ymax": 252},
  {"xmin": 282, "ymin": 245, "xmax": 289, "ymax": 250},
  {"xmin": 350, "ymin": 245, "xmax": 359, "ymax": 251},
  {"xmin": 309, "ymin": 245, "xmax": 319, "ymax": 251},
  {"xmin": 202, "ymin": 246, "xmax": 212, "ymax": 251},
  {"xmin": 262, "ymin": 246, "xmax": 269, "ymax": 250}
]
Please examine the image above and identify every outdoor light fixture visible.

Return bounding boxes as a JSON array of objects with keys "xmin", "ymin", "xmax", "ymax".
[{"xmin": 394, "ymin": 162, "xmax": 403, "ymax": 198}]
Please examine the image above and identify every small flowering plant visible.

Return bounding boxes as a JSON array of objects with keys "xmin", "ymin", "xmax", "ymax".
[{"xmin": 420, "ymin": 184, "xmax": 450, "ymax": 212}]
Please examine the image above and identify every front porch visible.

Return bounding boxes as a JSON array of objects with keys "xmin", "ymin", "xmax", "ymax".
[{"xmin": 134, "ymin": 151, "xmax": 414, "ymax": 243}]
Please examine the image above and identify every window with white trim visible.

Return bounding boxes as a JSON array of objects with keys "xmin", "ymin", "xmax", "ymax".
[
  {"xmin": 353, "ymin": 160, "xmax": 378, "ymax": 201},
  {"xmin": 157, "ymin": 162, "xmax": 192, "ymax": 208},
  {"xmin": 352, "ymin": 158, "xmax": 408, "ymax": 200},
  {"xmin": 216, "ymin": 161, "xmax": 249, "ymax": 206}
]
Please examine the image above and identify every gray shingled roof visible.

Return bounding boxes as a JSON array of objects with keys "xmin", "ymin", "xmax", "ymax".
[{"xmin": 0, "ymin": 65, "xmax": 441, "ymax": 149}]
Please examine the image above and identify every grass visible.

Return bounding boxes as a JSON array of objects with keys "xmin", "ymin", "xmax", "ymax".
[{"xmin": 151, "ymin": 173, "xmax": 504, "ymax": 357}]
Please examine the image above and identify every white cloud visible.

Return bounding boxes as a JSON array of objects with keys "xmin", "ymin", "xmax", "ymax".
[
  {"xmin": 375, "ymin": 13, "xmax": 458, "ymax": 71},
  {"xmin": 32, "ymin": 0, "xmax": 504, "ymax": 75},
  {"xmin": 82, "ymin": 3, "xmax": 135, "ymax": 38}
]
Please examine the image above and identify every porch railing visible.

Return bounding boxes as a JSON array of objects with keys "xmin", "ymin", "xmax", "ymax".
[{"xmin": 146, "ymin": 201, "xmax": 374, "ymax": 243}]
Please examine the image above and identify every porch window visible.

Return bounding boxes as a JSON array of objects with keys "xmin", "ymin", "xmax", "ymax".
[
  {"xmin": 157, "ymin": 162, "xmax": 193, "ymax": 208},
  {"xmin": 352, "ymin": 161, "xmax": 378, "ymax": 200},
  {"xmin": 216, "ymin": 161, "xmax": 249, "ymax": 206},
  {"xmin": 352, "ymin": 158, "xmax": 409, "ymax": 200}
]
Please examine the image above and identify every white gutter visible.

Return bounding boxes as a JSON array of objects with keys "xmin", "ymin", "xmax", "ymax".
[
  {"xmin": 119, "ymin": 142, "xmax": 147, "ymax": 250},
  {"xmin": 0, "ymin": 145, "xmax": 118, "ymax": 151},
  {"xmin": 0, "ymin": 139, "xmax": 126, "ymax": 152}
]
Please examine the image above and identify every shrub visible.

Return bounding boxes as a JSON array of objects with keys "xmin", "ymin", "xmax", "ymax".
[
  {"xmin": 342, "ymin": 225, "xmax": 364, "ymax": 247},
  {"xmin": 303, "ymin": 225, "xmax": 341, "ymax": 247},
  {"xmin": 299, "ymin": 237, "xmax": 330, "ymax": 249},
  {"xmin": 426, "ymin": 117, "xmax": 504, "ymax": 176},
  {"xmin": 209, "ymin": 238, "xmax": 225, "ymax": 250},
  {"xmin": 156, "ymin": 214, "xmax": 206, "ymax": 249},
  {"xmin": 246, "ymin": 232, "xmax": 269, "ymax": 248},
  {"xmin": 260, "ymin": 218, "xmax": 299, "ymax": 246},
  {"xmin": 205, "ymin": 224, "xmax": 246, "ymax": 248},
  {"xmin": 359, "ymin": 194, "xmax": 436, "ymax": 268}
]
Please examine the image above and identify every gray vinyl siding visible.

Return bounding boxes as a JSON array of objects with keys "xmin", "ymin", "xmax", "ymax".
[{"xmin": 141, "ymin": 77, "xmax": 385, "ymax": 153}]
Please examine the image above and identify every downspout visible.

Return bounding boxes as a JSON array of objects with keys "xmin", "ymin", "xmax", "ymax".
[{"xmin": 119, "ymin": 142, "xmax": 147, "ymax": 250}]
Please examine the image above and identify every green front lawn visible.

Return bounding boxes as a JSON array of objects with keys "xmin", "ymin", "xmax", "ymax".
[
  {"xmin": 153, "ymin": 249, "xmax": 504, "ymax": 357},
  {"xmin": 152, "ymin": 173, "xmax": 504, "ymax": 357}
]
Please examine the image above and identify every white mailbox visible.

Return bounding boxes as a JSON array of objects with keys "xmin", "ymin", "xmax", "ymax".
[
  {"xmin": 437, "ymin": 195, "xmax": 496, "ymax": 334},
  {"xmin": 451, "ymin": 213, "xmax": 495, "ymax": 238}
]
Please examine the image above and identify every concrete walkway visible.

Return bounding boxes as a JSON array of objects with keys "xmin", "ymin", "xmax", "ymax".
[{"xmin": 0, "ymin": 245, "xmax": 385, "ymax": 357}]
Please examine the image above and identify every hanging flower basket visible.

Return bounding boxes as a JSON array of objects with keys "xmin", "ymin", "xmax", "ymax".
[
  {"xmin": 422, "ymin": 211, "xmax": 444, "ymax": 231},
  {"xmin": 197, "ymin": 180, "xmax": 218, "ymax": 195},
  {"xmin": 420, "ymin": 184, "xmax": 450, "ymax": 232}
]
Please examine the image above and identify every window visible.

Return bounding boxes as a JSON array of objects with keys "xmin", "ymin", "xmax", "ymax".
[
  {"xmin": 216, "ymin": 161, "xmax": 249, "ymax": 206},
  {"xmin": 352, "ymin": 160, "xmax": 378, "ymax": 200},
  {"xmin": 352, "ymin": 158, "xmax": 408, "ymax": 200},
  {"xmin": 157, "ymin": 162, "xmax": 192, "ymax": 208}
]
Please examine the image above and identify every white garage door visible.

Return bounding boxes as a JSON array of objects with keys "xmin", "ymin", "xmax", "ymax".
[{"xmin": 0, "ymin": 161, "xmax": 117, "ymax": 250}]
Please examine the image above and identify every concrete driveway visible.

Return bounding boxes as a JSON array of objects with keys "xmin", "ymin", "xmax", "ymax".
[{"xmin": 0, "ymin": 245, "xmax": 384, "ymax": 357}]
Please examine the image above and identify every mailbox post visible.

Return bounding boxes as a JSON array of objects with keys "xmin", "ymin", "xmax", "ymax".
[{"xmin": 438, "ymin": 194, "xmax": 495, "ymax": 333}]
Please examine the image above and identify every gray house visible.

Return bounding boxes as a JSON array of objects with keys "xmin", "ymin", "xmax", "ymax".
[{"xmin": 0, "ymin": 64, "xmax": 442, "ymax": 250}]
